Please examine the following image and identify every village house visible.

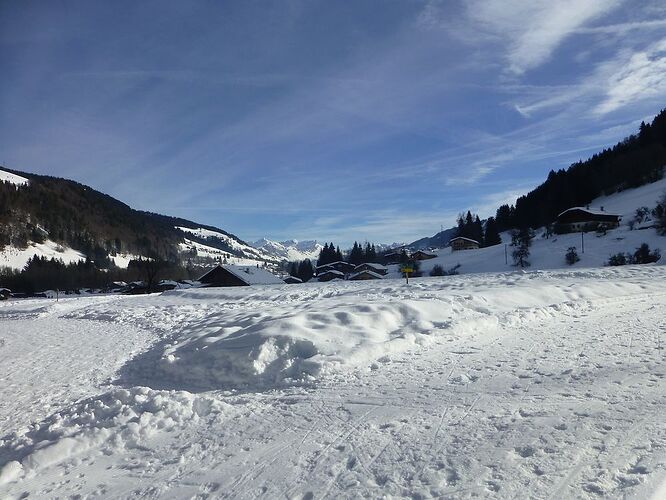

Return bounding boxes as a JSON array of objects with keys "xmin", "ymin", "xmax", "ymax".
[
  {"xmin": 317, "ymin": 269, "xmax": 345, "ymax": 282},
  {"xmin": 554, "ymin": 206, "xmax": 621, "ymax": 233},
  {"xmin": 411, "ymin": 250, "xmax": 437, "ymax": 260},
  {"xmin": 382, "ymin": 251, "xmax": 404, "ymax": 265},
  {"xmin": 315, "ymin": 261, "xmax": 355, "ymax": 276},
  {"xmin": 449, "ymin": 237, "xmax": 480, "ymax": 251},
  {"xmin": 353, "ymin": 262, "xmax": 388, "ymax": 275},
  {"xmin": 283, "ymin": 276, "xmax": 303, "ymax": 284},
  {"xmin": 198, "ymin": 264, "xmax": 284, "ymax": 287},
  {"xmin": 349, "ymin": 270, "xmax": 384, "ymax": 280}
]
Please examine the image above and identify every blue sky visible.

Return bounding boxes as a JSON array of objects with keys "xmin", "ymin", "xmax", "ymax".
[{"xmin": 2, "ymin": 1, "xmax": 666, "ymax": 246}]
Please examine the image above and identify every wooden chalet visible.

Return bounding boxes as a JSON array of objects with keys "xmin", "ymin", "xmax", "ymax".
[
  {"xmin": 449, "ymin": 237, "xmax": 480, "ymax": 251},
  {"xmin": 353, "ymin": 262, "xmax": 388, "ymax": 275},
  {"xmin": 411, "ymin": 250, "xmax": 437, "ymax": 260},
  {"xmin": 349, "ymin": 270, "xmax": 384, "ymax": 281},
  {"xmin": 317, "ymin": 269, "xmax": 345, "ymax": 282},
  {"xmin": 315, "ymin": 261, "xmax": 355, "ymax": 275},
  {"xmin": 382, "ymin": 251, "xmax": 405, "ymax": 264},
  {"xmin": 198, "ymin": 264, "xmax": 284, "ymax": 287},
  {"xmin": 554, "ymin": 206, "xmax": 621, "ymax": 233}
]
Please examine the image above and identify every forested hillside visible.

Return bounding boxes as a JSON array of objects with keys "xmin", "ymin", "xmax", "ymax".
[
  {"xmin": 0, "ymin": 168, "xmax": 267, "ymax": 265},
  {"xmin": 494, "ymin": 109, "xmax": 666, "ymax": 231}
]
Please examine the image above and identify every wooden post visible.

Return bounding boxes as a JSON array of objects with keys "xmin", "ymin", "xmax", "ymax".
[
  {"xmin": 504, "ymin": 244, "xmax": 508, "ymax": 265},
  {"xmin": 581, "ymin": 231, "xmax": 584, "ymax": 254}
]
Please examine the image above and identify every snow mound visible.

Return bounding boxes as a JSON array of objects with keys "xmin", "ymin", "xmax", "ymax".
[
  {"xmin": 115, "ymin": 266, "xmax": 666, "ymax": 392},
  {"xmin": 0, "ymin": 387, "xmax": 231, "ymax": 485}
]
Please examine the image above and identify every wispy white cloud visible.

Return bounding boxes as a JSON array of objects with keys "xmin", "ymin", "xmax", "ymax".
[
  {"xmin": 595, "ymin": 38, "xmax": 666, "ymax": 114},
  {"xmin": 465, "ymin": 0, "xmax": 624, "ymax": 74},
  {"xmin": 575, "ymin": 18, "xmax": 666, "ymax": 35}
]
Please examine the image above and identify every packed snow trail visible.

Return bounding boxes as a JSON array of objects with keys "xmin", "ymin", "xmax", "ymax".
[{"xmin": 0, "ymin": 266, "xmax": 665, "ymax": 498}]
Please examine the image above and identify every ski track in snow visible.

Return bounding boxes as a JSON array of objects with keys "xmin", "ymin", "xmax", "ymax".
[{"xmin": 0, "ymin": 266, "xmax": 665, "ymax": 498}]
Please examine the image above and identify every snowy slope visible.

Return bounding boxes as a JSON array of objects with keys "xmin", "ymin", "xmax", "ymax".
[
  {"xmin": 401, "ymin": 176, "xmax": 666, "ymax": 277},
  {"xmin": 176, "ymin": 226, "xmax": 272, "ymax": 262},
  {"xmin": 252, "ymin": 238, "xmax": 323, "ymax": 261},
  {"xmin": 0, "ymin": 169, "xmax": 28, "ymax": 186},
  {"xmin": 1, "ymin": 267, "xmax": 665, "ymax": 498},
  {"xmin": 0, "ymin": 239, "xmax": 85, "ymax": 270}
]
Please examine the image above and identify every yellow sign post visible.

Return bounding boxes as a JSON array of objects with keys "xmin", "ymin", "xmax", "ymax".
[{"xmin": 401, "ymin": 266, "xmax": 413, "ymax": 284}]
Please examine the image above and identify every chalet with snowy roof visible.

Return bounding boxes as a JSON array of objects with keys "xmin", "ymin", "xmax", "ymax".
[
  {"xmin": 353, "ymin": 262, "xmax": 388, "ymax": 275},
  {"xmin": 198, "ymin": 264, "xmax": 283, "ymax": 287},
  {"xmin": 317, "ymin": 269, "xmax": 345, "ymax": 282},
  {"xmin": 554, "ymin": 206, "xmax": 621, "ymax": 233},
  {"xmin": 411, "ymin": 250, "xmax": 437, "ymax": 260},
  {"xmin": 449, "ymin": 237, "xmax": 480, "ymax": 251},
  {"xmin": 0, "ymin": 288, "xmax": 11, "ymax": 300},
  {"xmin": 382, "ymin": 252, "xmax": 404, "ymax": 264},
  {"xmin": 315, "ymin": 261, "xmax": 355, "ymax": 275},
  {"xmin": 349, "ymin": 270, "xmax": 384, "ymax": 281},
  {"xmin": 284, "ymin": 276, "xmax": 303, "ymax": 284}
]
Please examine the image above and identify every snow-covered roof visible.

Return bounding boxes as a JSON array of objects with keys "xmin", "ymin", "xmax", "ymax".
[
  {"xmin": 317, "ymin": 269, "xmax": 344, "ymax": 276},
  {"xmin": 349, "ymin": 270, "xmax": 384, "ymax": 280},
  {"xmin": 449, "ymin": 237, "xmax": 479, "ymax": 244},
  {"xmin": 354, "ymin": 262, "xmax": 387, "ymax": 271},
  {"xmin": 316, "ymin": 260, "xmax": 350, "ymax": 269},
  {"xmin": 557, "ymin": 207, "xmax": 621, "ymax": 218},
  {"xmin": 220, "ymin": 265, "xmax": 284, "ymax": 285}
]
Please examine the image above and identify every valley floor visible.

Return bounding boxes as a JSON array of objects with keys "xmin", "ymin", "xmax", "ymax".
[{"xmin": 1, "ymin": 266, "xmax": 665, "ymax": 499}]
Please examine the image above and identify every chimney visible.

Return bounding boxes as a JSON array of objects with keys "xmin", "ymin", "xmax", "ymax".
[
  {"xmin": 586, "ymin": 204, "xmax": 590, "ymax": 210},
  {"xmin": 600, "ymin": 206, "xmax": 604, "ymax": 211}
]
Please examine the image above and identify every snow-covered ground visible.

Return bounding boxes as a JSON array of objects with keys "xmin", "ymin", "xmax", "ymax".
[{"xmin": 1, "ymin": 265, "xmax": 665, "ymax": 498}]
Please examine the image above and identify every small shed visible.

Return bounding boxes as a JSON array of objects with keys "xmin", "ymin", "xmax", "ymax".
[
  {"xmin": 411, "ymin": 250, "xmax": 437, "ymax": 260},
  {"xmin": 284, "ymin": 276, "xmax": 303, "ymax": 284},
  {"xmin": 317, "ymin": 270, "xmax": 345, "ymax": 282},
  {"xmin": 349, "ymin": 270, "xmax": 384, "ymax": 281},
  {"xmin": 353, "ymin": 263, "xmax": 388, "ymax": 275},
  {"xmin": 199, "ymin": 264, "xmax": 284, "ymax": 287},
  {"xmin": 449, "ymin": 237, "xmax": 480, "ymax": 251},
  {"xmin": 554, "ymin": 207, "xmax": 621, "ymax": 233},
  {"xmin": 0, "ymin": 288, "xmax": 11, "ymax": 300}
]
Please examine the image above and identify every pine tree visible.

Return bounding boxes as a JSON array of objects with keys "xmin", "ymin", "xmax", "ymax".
[
  {"xmin": 297, "ymin": 259, "xmax": 314, "ymax": 282},
  {"xmin": 483, "ymin": 217, "xmax": 502, "ymax": 246},
  {"xmin": 349, "ymin": 242, "xmax": 364, "ymax": 265},
  {"xmin": 473, "ymin": 216, "xmax": 484, "ymax": 245}
]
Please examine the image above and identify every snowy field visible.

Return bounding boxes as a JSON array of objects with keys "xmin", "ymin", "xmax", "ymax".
[{"xmin": 1, "ymin": 265, "xmax": 666, "ymax": 498}]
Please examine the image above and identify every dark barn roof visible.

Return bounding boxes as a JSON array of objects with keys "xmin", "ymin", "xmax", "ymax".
[
  {"xmin": 556, "ymin": 207, "xmax": 620, "ymax": 224},
  {"xmin": 199, "ymin": 264, "xmax": 283, "ymax": 287}
]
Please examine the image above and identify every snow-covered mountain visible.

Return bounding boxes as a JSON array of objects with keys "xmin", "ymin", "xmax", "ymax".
[
  {"xmin": 251, "ymin": 238, "xmax": 323, "ymax": 262},
  {"xmin": 0, "ymin": 166, "xmax": 276, "ymax": 270}
]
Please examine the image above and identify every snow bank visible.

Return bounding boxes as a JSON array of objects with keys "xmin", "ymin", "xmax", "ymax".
[
  {"xmin": 0, "ymin": 387, "xmax": 231, "ymax": 485},
  {"xmin": 116, "ymin": 266, "xmax": 666, "ymax": 391}
]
